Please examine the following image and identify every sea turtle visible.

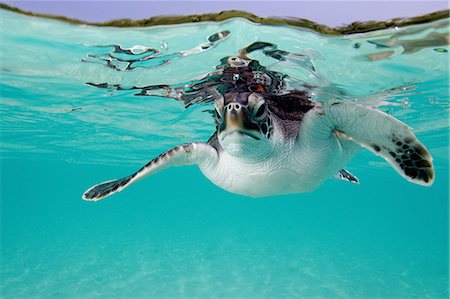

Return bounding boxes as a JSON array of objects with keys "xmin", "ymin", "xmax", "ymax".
[{"xmin": 82, "ymin": 42, "xmax": 434, "ymax": 201}]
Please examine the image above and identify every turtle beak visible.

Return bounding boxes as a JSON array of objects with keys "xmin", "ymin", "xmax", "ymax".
[
  {"xmin": 224, "ymin": 102, "xmax": 245, "ymax": 130},
  {"xmin": 219, "ymin": 102, "xmax": 261, "ymax": 140}
]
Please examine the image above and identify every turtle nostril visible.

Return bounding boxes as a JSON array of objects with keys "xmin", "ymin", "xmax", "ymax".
[{"xmin": 226, "ymin": 103, "xmax": 241, "ymax": 111}]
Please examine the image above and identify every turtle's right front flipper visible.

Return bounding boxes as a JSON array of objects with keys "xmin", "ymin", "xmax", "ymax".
[{"xmin": 82, "ymin": 143, "xmax": 218, "ymax": 201}]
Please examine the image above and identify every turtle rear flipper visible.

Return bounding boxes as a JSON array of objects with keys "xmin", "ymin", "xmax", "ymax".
[
  {"xmin": 82, "ymin": 142, "xmax": 218, "ymax": 201},
  {"xmin": 336, "ymin": 168, "xmax": 359, "ymax": 184},
  {"xmin": 326, "ymin": 102, "xmax": 434, "ymax": 186}
]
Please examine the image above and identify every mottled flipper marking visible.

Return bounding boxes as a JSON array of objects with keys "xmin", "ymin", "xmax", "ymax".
[
  {"xmin": 83, "ymin": 176, "xmax": 133, "ymax": 201},
  {"xmin": 384, "ymin": 133, "xmax": 434, "ymax": 184},
  {"xmin": 327, "ymin": 102, "xmax": 434, "ymax": 186},
  {"xmin": 82, "ymin": 142, "xmax": 218, "ymax": 201},
  {"xmin": 337, "ymin": 168, "xmax": 359, "ymax": 184}
]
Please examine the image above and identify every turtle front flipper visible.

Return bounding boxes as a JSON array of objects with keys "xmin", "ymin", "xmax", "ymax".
[
  {"xmin": 82, "ymin": 142, "xmax": 218, "ymax": 201},
  {"xmin": 325, "ymin": 102, "xmax": 434, "ymax": 186}
]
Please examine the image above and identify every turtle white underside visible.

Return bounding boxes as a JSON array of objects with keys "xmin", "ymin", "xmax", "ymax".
[
  {"xmin": 200, "ymin": 138, "xmax": 355, "ymax": 197},
  {"xmin": 82, "ymin": 101, "xmax": 434, "ymax": 201}
]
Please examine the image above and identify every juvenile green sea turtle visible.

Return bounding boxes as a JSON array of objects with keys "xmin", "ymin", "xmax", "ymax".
[{"xmin": 82, "ymin": 42, "xmax": 434, "ymax": 201}]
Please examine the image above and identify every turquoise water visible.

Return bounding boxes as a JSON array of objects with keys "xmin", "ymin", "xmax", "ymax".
[{"xmin": 1, "ymin": 9, "xmax": 449, "ymax": 298}]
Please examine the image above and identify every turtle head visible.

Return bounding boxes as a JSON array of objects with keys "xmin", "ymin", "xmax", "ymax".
[{"xmin": 215, "ymin": 92, "xmax": 273, "ymax": 156}]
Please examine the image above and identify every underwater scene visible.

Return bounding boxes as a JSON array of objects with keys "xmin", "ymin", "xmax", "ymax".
[{"xmin": 1, "ymin": 8, "xmax": 449, "ymax": 298}]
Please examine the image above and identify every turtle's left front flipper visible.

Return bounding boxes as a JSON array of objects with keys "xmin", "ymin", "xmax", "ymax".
[
  {"xmin": 325, "ymin": 102, "xmax": 434, "ymax": 186},
  {"xmin": 82, "ymin": 143, "xmax": 218, "ymax": 201}
]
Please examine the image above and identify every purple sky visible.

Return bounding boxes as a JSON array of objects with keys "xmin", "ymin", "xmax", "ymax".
[{"xmin": 3, "ymin": 1, "xmax": 449, "ymax": 26}]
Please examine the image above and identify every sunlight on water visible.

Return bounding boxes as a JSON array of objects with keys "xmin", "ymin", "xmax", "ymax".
[{"xmin": 0, "ymin": 9, "xmax": 449, "ymax": 298}]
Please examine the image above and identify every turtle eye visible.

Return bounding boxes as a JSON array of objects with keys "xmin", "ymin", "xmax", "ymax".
[
  {"xmin": 253, "ymin": 101, "xmax": 267, "ymax": 120},
  {"xmin": 214, "ymin": 99, "xmax": 224, "ymax": 117},
  {"xmin": 248, "ymin": 93, "xmax": 267, "ymax": 120},
  {"xmin": 254, "ymin": 104, "xmax": 265, "ymax": 118}
]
